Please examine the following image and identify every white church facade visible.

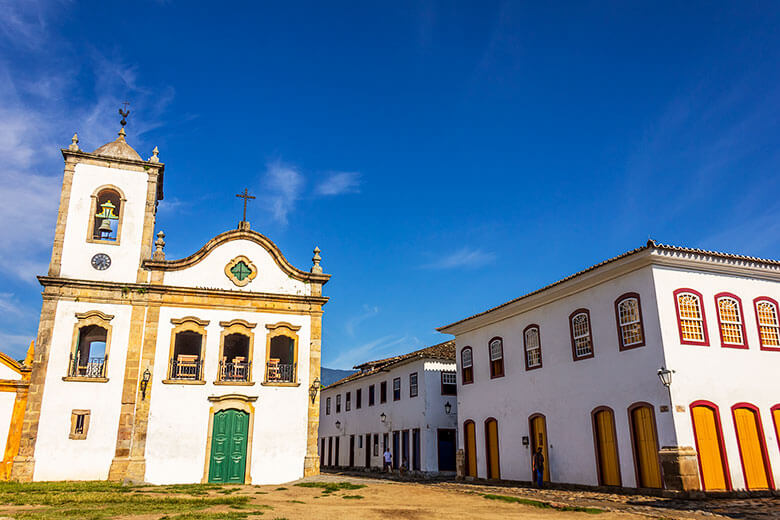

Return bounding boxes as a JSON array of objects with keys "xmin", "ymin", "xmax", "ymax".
[
  {"xmin": 11, "ymin": 120, "xmax": 330, "ymax": 485},
  {"xmin": 439, "ymin": 242, "xmax": 780, "ymax": 492},
  {"xmin": 319, "ymin": 341, "xmax": 457, "ymax": 475}
]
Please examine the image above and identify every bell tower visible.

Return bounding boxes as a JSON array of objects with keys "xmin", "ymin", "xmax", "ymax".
[{"xmin": 48, "ymin": 112, "xmax": 165, "ymax": 284}]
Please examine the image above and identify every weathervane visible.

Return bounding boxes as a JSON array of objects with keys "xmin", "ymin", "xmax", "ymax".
[
  {"xmin": 119, "ymin": 101, "xmax": 130, "ymax": 127},
  {"xmin": 236, "ymin": 188, "xmax": 256, "ymax": 223}
]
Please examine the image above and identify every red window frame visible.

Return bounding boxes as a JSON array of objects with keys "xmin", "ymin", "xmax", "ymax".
[
  {"xmin": 569, "ymin": 308, "xmax": 595, "ymax": 361},
  {"xmin": 523, "ymin": 324, "xmax": 542, "ymax": 371},
  {"xmin": 673, "ymin": 288, "xmax": 710, "ymax": 346},
  {"xmin": 614, "ymin": 292, "xmax": 646, "ymax": 351},
  {"xmin": 461, "ymin": 347, "xmax": 474, "ymax": 385},
  {"xmin": 714, "ymin": 292, "xmax": 748, "ymax": 349},
  {"xmin": 488, "ymin": 337, "xmax": 504, "ymax": 378},
  {"xmin": 754, "ymin": 297, "xmax": 780, "ymax": 352}
]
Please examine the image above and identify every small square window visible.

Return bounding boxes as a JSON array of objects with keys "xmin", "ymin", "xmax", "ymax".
[{"xmin": 69, "ymin": 410, "xmax": 90, "ymax": 440}]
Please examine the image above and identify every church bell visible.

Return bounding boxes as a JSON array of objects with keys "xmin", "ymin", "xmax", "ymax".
[{"xmin": 98, "ymin": 218, "xmax": 113, "ymax": 237}]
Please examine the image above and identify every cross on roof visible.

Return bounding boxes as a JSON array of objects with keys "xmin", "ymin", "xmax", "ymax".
[{"xmin": 236, "ymin": 188, "xmax": 256, "ymax": 222}]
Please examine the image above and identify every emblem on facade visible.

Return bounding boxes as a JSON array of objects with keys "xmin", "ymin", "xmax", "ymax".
[{"xmin": 225, "ymin": 255, "xmax": 258, "ymax": 287}]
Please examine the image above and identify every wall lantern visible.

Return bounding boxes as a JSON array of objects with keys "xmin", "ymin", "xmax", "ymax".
[
  {"xmin": 657, "ymin": 366, "xmax": 674, "ymax": 387},
  {"xmin": 444, "ymin": 401, "xmax": 452, "ymax": 415},
  {"xmin": 140, "ymin": 368, "xmax": 151, "ymax": 400},
  {"xmin": 380, "ymin": 412, "xmax": 386, "ymax": 423},
  {"xmin": 335, "ymin": 420, "xmax": 341, "ymax": 430},
  {"xmin": 309, "ymin": 377, "xmax": 321, "ymax": 403}
]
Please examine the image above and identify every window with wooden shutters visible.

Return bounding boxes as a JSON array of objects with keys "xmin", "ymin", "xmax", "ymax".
[
  {"xmin": 755, "ymin": 298, "xmax": 780, "ymax": 350},
  {"xmin": 524, "ymin": 326, "xmax": 542, "ymax": 369},
  {"xmin": 345, "ymin": 391, "xmax": 351, "ymax": 411},
  {"xmin": 336, "ymin": 394, "xmax": 341, "ymax": 413},
  {"xmin": 392, "ymin": 377, "xmax": 401, "ymax": 401},
  {"xmin": 488, "ymin": 338, "xmax": 504, "ymax": 378},
  {"xmin": 441, "ymin": 371, "xmax": 457, "ymax": 395},
  {"xmin": 616, "ymin": 295, "xmax": 644, "ymax": 349},
  {"xmin": 325, "ymin": 397, "xmax": 331, "ymax": 415},
  {"xmin": 461, "ymin": 347, "xmax": 473, "ymax": 384},
  {"xmin": 409, "ymin": 372, "xmax": 418, "ymax": 398},
  {"xmin": 674, "ymin": 290, "xmax": 708, "ymax": 345},
  {"xmin": 716, "ymin": 294, "xmax": 747, "ymax": 348},
  {"xmin": 570, "ymin": 310, "xmax": 594, "ymax": 359}
]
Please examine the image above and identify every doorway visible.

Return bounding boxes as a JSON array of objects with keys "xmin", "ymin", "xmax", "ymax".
[
  {"xmin": 691, "ymin": 402, "xmax": 729, "ymax": 490},
  {"xmin": 208, "ymin": 409, "xmax": 249, "ymax": 483},
  {"xmin": 629, "ymin": 404, "xmax": 662, "ymax": 488},
  {"xmin": 592, "ymin": 407, "xmax": 621, "ymax": 486},
  {"xmin": 529, "ymin": 414, "xmax": 550, "ymax": 482},
  {"xmin": 365, "ymin": 434, "xmax": 371, "ymax": 468},
  {"xmin": 392, "ymin": 431, "xmax": 400, "ymax": 469},
  {"xmin": 484, "ymin": 418, "xmax": 500, "ymax": 479},
  {"xmin": 349, "ymin": 435, "xmax": 355, "ymax": 467},
  {"xmin": 732, "ymin": 405, "xmax": 772, "ymax": 490},
  {"xmin": 438, "ymin": 428, "xmax": 456, "ymax": 471},
  {"xmin": 464, "ymin": 420, "xmax": 477, "ymax": 477}
]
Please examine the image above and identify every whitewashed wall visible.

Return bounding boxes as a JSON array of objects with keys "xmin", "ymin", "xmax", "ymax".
[
  {"xmin": 33, "ymin": 300, "xmax": 131, "ymax": 481},
  {"xmin": 653, "ymin": 265, "xmax": 780, "ymax": 490},
  {"xmin": 60, "ymin": 163, "xmax": 150, "ymax": 283},
  {"xmin": 0, "ymin": 357, "xmax": 21, "ymax": 455}
]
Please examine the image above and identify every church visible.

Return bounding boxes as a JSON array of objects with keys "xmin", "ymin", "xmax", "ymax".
[{"xmin": 10, "ymin": 115, "xmax": 330, "ymax": 485}]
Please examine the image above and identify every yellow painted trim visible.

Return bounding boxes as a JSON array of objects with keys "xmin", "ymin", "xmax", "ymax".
[
  {"xmin": 162, "ymin": 379, "xmax": 207, "ymax": 385},
  {"xmin": 62, "ymin": 377, "xmax": 109, "ymax": 383},
  {"xmin": 217, "ymin": 321, "xmax": 255, "ymax": 383},
  {"xmin": 68, "ymin": 311, "xmax": 113, "ymax": 378},
  {"xmin": 224, "ymin": 255, "xmax": 258, "ymax": 287},
  {"xmin": 85, "ymin": 185, "xmax": 127, "ymax": 246},
  {"xmin": 167, "ymin": 318, "xmax": 208, "ymax": 381},
  {"xmin": 264, "ymin": 323, "xmax": 299, "ymax": 384},
  {"xmin": 202, "ymin": 397, "xmax": 255, "ymax": 484}
]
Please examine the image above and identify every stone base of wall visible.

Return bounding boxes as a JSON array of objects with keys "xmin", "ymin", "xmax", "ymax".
[
  {"xmin": 659, "ymin": 446, "xmax": 700, "ymax": 491},
  {"xmin": 9, "ymin": 456, "xmax": 34, "ymax": 482},
  {"xmin": 455, "ymin": 449, "xmax": 465, "ymax": 480},
  {"xmin": 303, "ymin": 455, "xmax": 320, "ymax": 477}
]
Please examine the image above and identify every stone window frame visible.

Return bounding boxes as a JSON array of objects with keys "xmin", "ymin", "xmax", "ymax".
[
  {"xmin": 202, "ymin": 394, "xmax": 256, "ymax": 484},
  {"xmin": 215, "ymin": 319, "xmax": 256, "ymax": 386},
  {"xmin": 69, "ymin": 409, "xmax": 91, "ymax": 440},
  {"xmin": 262, "ymin": 322, "xmax": 301, "ymax": 387},
  {"xmin": 224, "ymin": 255, "xmax": 258, "ymax": 287},
  {"xmin": 64, "ymin": 310, "xmax": 114, "ymax": 383},
  {"xmin": 164, "ymin": 316, "xmax": 210, "ymax": 385},
  {"xmin": 86, "ymin": 185, "xmax": 127, "ymax": 246}
]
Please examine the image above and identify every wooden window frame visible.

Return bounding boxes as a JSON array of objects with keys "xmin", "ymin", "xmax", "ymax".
[
  {"xmin": 325, "ymin": 396, "xmax": 331, "ymax": 415},
  {"xmin": 673, "ymin": 288, "xmax": 710, "ymax": 346},
  {"xmin": 164, "ymin": 316, "xmax": 209, "ymax": 384},
  {"xmin": 488, "ymin": 337, "xmax": 505, "ymax": 378},
  {"xmin": 216, "ymin": 319, "xmax": 256, "ymax": 385},
  {"xmin": 69, "ymin": 409, "xmax": 91, "ymax": 440},
  {"xmin": 345, "ymin": 391, "xmax": 351, "ymax": 411},
  {"xmin": 356, "ymin": 388, "xmax": 362, "ymax": 409},
  {"xmin": 392, "ymin": 377, "xmax": 401, "ymax": 401},
  {"xmin": 380, "ymin": 381, "xmax": 387, "ymax": 403},
  {"xmin": 368, "ymin": 384, "xmax": 375, "ymax": 406},
  {"xmin": 409, "ymin": 372, "xmax": 418, "ymax": 398},
  {"xmin": 590, "ymin": 406, "xmax": 622, "ymax": 487},
  {"xmin": 730, "ymin": 402, "xmax": 775, "ymax": 490},
  {"xmin": 440, "ymin": 371, "xmax": 457, "ymax": 395},
  {"xmin": 86, "ymin": 185, "xmax": 126, "ymax": 246},
  {"xmin": 614, "ymin": 292, "xmax": 646, "ymax": 351},
  {"xmin": 689, "ymin": 400, "xmax": 732, "ymax": 491},
  {"xmin": 65, "ymin": 310, "xmax": 114, "ymax": 383},
  {"xmin": 714, "ymin": 292, "xmax": 748, "ymax": 349},
  {"xmin": 335, "ymin": 393, "xmax": 341, "ymax": 413},
  {"xmin": 263, "ymin": 322, "xmax": 301, "ymax": 386},
  {"xmin": 626, "ymin": 402, "xmax": 662, "ymax": 489},
  {"xmin": 461, "ymin": 347, "xmax": 474, "ymax": 384},
  {"xmin": 569, "ymin": 309, "xmax": 595, "ymax": 361},
  {"xmin": 753, "ymin": 297, "xmax": 780, "ymax": 352},
  {"xmin": 523, "ymin": 324, "xmax": 543, "ymax": 370}
]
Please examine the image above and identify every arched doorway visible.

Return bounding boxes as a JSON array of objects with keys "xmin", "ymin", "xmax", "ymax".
[
  {"xmin": 529, "ymin": 414, "xmax": 550, "ymax": 482},
  {"xmin": 484, "ymin": 418, "xmax": 500, "ymax": 479},
  {"xmin": 204, "ymin": 394, "xmax": 255, "ymax": 484},
  {"xmin": 592, "ymin": 407, "xmax": 621, "ymax": 486},
  {"xmin": 690, "ymin": 401, "xmax": 730, "ymax": 490},
  {"xmin": 732, "ymin": 404, "xmax": 774, "ymax": 490},
  {"xmin": 463, "ymin": 420, "xmax": 477, "ymax": 477},
  {"xmin": 628, "ymin": 403, "xmax": 662, "ymax": 488}
]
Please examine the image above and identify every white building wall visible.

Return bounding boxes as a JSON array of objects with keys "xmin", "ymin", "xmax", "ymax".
[
  {"xmin": 59, "ymin": 163, "xmax": 150, "ymax": 283},
  {"xmin": 33, "ymin": 300, "xmax": 132, "ymax": 481},
  {"xmin": 652, "ymin": 265, "xmax": 780, "ymax": 490},
  {"xmin": 144, "ymin": 306, "xmax": 311, "ymax": 485},
  {"xmin": 0, "ymin": 393, "xmax": 16, "ymax": 456},
  {"xmin": 423, "ymin": 361, "xmax": 458, "ymax": 472},
  {"xmin": 455, "ymin": 266, "xmax": 668, "ymax": 486}
]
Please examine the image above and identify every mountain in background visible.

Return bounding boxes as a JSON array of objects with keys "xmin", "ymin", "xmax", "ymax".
[{"xmin": 321, "ymin": 367, "xmax": 356, "ymax": 387}]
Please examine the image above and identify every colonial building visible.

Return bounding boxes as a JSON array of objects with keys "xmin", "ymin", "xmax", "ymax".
[
  {"xmin": 319, "ymin": 341, "xmax": 457, "ymax": 475},
  {"xmin": 11, "ymin": 119, "xmax": 330, "ymax": 484},
  {"xmin": 439, "ymin": 241, "xmax": 780, "ymax": 492},
  {"xmin": 0, "ymin": 345, "xmax": 33, "ymax": 479}
]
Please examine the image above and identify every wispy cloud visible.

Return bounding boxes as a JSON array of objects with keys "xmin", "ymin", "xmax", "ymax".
[
  {"xmin": 422, "ymin": 247, "xmax": 496, "ymax": 270},
  {"xmin": 345, "ymin": 305, "xmax": 379, "ymax": 337},
  {"xmin": 327, "ymin": 334, "xmax": 421, "ymax": 370},
  {"xmin": 0, "ymin": 293, "xmax": 25, "ymax": 317},
  {"xmin": 260, "ymin": 161, "xmax": 305, "ymax": 225},
  {"xmin": 315, "ymin": 171, "xmax": 361, "ymax": 196}
]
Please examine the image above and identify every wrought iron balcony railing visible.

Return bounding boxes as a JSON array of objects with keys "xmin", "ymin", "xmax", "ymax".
[
  {"xmin": 169, "ymin": 357, "xmax": 203, "ymax": 380},
  {"xmin": 266, "ymin": 362, "xmax": 296, "ymax": 383},
  {"xmin": 219, "ymin": 360, "xmax": 251, "ymax": 382},
  {"xmin": 68, "ymin": 353, "xmax": 106, "ymax": 378}
]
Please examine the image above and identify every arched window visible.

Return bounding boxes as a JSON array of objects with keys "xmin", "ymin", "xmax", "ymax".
[
  {"xmin": 569, "ymin": 309, "xmax": 594, "ymax": 360},
  {"xmin": 461, "ymin": 347, "xmax": 473, "ymax": 384},
  {"xmin": 218, "ymin": 319, "xmax": 256, "ymax": 383},
  {"xmin": 674, "ymin": 289, "xmax": 709, "ymax": 346},
  {"xmin": 167, "ymin": 317, "xmax": 209, "ymax": 382},
  {"xmin": 265, "ymin": 322, "xmax": 300, "ymax": 384},
  {"xmin": 615, "ymin": 293, "xmax": 645, "ymax": 350},
  {"xmin": 488, "ymin": 337, "xmax": 504, "ymax": 378},
  {"xmin": 715, "ymin": 293, "xmax": 747, "ymax": 349},
  {"xmin": 67, "ymin": 310, "xmax": 113, "ymax": 380},
  {"xmin": 754, "ymin": 297, "xmax": 780, "ymax": 351},
  {"xmin": 89, "ymin": 187, "xmax": 124, "ymax": 243},
  {"xmin": 523, "ymin": 325, "xmax": 542, "ymax": 370}
]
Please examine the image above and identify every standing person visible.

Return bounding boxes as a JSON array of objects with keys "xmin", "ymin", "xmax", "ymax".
[
  {"xmin": 532, "ymin": 447, "xmax": 545, "ymax": 488},
  {"xmin": 383, "ymin": 447, "xmax": 392, "ymax": 473}
]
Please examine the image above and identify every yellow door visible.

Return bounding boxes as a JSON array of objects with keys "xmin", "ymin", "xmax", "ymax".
[
  {"xmin": 692, "ymin": 405, "xmax": 728, "ymax": 490},
  {"xmin": 774, "ymin": 408, "xmax": 780, "ymax": 453},
  {"xmin": 631, "ymin": 406, "xmax": 662, "ymax": 488},
  {"xmin": 530, "ymin": 415, "xmax": 550, "ymax": 482},
  {"xmin": 733, "ymin": 407, "xmax": 770, "ymax": 490},
  {"xmin": 486, "ymin": 419, "xmax": 500, "ymax": 479},
  {"xmin": 464, "ymin": 421, "xmax": 477, "ymax": 477},
  {"xmin": 594, "ymin": 409, "xmax": 621, "ymax": 486}
]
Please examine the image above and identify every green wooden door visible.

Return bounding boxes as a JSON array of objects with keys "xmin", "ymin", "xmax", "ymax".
[{"xmin": 209, "ymin": 409, "xmax": 249, "ymax": 483}]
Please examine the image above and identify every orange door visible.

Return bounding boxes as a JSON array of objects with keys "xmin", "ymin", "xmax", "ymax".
[
  {"xmin": 485, "ymin": 419, "xmax": 500, "ymax": 479},
  {"xmin": 464, "ymin": 421, "xmax": 477, "ymax": 477},
  {"xmin": 630, "ymin": 406, "xmax": 662, "ymax": 488},
  {"xmin": 733, "ymin": 407, "xmax": 771, "ymax": 490},
  {"xmin": 530, "ymin": 415, "xmax": 550, "ymax": 482},
  {"xmin": 594, "ymin": 409, "xmax": 621, "ymax": 486},
  {"xmin": 691, "ymin": 405, "xmax": 728, "ymax": 490}
]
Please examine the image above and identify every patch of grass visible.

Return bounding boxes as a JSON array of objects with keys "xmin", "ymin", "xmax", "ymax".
[
  {"xmin": 288, "ymin": 499, "xmax": 305, "ymax": 504},
  {"xmin": 254, "ymin": 491, "xmax": 268, "ymax": 494},
  {"xmin": 160, "ymin": 512, "xmax": 265, "ymax": 520},
  {"xmin": 293, "ymin": 481, "xmax": 366, "ymax": 494},
  {"xmin": 274, "ymin": 487, "xmax": 288, "ymax": 491},
  {"xmin": 482, "ymin": 494, "xmax": 604, "ymax": 514},
  {"xmin": 342, "ymin": 495, "xmax": 364, "ymax": 500}
]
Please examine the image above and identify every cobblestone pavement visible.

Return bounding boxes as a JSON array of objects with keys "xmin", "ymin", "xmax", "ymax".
[{"xmin": 317, "ymin": 471, "xmax": 780, "ymax": 519}]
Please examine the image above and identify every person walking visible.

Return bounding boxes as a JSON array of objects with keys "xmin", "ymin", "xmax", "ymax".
[
  {"xmin": 383, "ymin": 447, "xmax": 392, "ymax": 473},
  {"xmin": 532, "ymin": 447, "xmax": 545, "ymax": 488}
]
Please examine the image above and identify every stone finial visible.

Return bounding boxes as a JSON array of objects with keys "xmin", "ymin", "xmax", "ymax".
[
  {"xmin": 153, "ymin": 231, "xmax": 166, "ymax": 260},
  {"xmin": 69, "ymin": 133, "xmax": 80, "ymax": 151},
  {"xmin": 148, "ymin": 146, "xmax": 160, "ymax": 163},
  {"xmin": 118, "ymin": 127, "xmax": 127, "ymax": 141},
  {"xmin": 311, "ymin": 246, "xmax": 322, "ymax": 274},
  {"xmin": 23, "ymin": 340, "xmax": 34, "ymax": 367}
]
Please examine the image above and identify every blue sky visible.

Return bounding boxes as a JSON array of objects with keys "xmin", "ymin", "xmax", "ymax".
[{"xmin": 1, "ymin": 2, "xmax": 779, "ymax": 368}]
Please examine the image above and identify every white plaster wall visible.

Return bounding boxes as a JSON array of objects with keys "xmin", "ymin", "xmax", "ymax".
[
  {"xmin": 162, "ymin": 239, "xmax": 310, "ymax": 296},
  {"xmin": 652, "ymin": 266, "xmax": 780, "ymax": 490},
  {"xmin": 455, "ymin": 266, "xmax": 668, "ymax": 486},
  {"xmin": 319, "ymin": 359, "xmax": 456, "ymax": 473},
  {"xmin": 423, "ymin": 361, "xmax": 458, "ymax": 472},
  {"xmin": 0, "ymin": 363, "xmax": 21, "ymax": 380},
  {"xmin": 33, "ymin": 300, "xmax": 132, "ymax": 481},
  {"xmin": 144, "ymin": 306, "xmax": 311, "ymax": 485},
  {"xmin": 60, "ymin": 163, "xmax": 150, "ymax": 283},
  {"xmin": 0, "ymin": 392, "xmax": 16, "ymax": 455}
]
